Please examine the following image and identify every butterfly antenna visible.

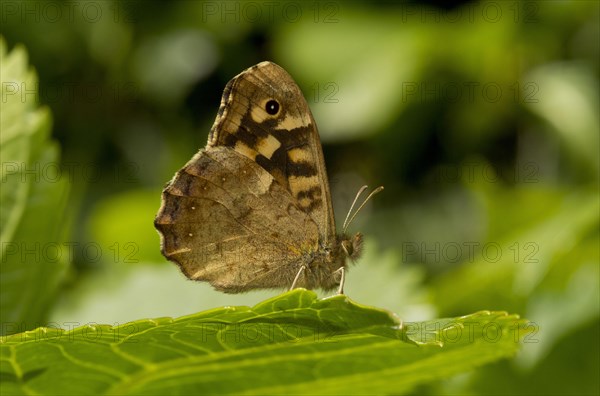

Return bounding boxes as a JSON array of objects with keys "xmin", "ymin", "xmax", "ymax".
[
  {"xmin": 343, "ymin": 185, "xmax": 384, "ymax": 234},
  {"xmin": 342, "ymin": 185, "xmax": 368, "ymax": 233}
]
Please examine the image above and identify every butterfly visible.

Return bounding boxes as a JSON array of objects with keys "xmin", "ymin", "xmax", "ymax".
[{"xmin": 154, "ymin": 61, "xmax": 382, "ymax": 294}]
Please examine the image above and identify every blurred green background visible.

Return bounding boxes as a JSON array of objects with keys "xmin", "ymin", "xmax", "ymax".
[{"xmin": 1, "ymin": 0, "xmax": 598, "ymax": 394}]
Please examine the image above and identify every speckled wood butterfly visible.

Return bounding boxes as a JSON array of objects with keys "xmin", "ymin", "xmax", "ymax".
[{"xmin": 154, "ymin": 61, "xmax": 382, "ymax": 294}]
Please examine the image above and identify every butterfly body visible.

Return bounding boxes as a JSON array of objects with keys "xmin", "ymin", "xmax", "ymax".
[{"xmin": 155, "ymin": 62, "xmax": 362, "ymax": 293}]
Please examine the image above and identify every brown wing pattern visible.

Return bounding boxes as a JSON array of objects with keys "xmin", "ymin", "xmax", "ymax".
[{"xmin": 155, "ymin": 146, "xmax": 320, "ymax": 292}]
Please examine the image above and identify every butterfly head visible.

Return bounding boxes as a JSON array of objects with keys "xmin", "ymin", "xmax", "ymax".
[
  {"xmin": 341, "ymin": 232, "xmax": 363, "ymax": 262},
  {"xmin": 337, "ymin": 185, "xmax": 384, "ymax": 264}
]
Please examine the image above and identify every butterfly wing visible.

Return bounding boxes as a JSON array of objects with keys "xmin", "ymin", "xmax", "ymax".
[{"xmin": 155, "ymin": 62, "xmax": 340, "ymax": 292}]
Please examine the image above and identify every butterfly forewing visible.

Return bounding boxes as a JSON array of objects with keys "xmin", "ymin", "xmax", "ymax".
[{"xmin": 208, "ymin": 62, "xmax": 336, "ymax": 242}]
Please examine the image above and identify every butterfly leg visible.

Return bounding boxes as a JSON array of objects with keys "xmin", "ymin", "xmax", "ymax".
[
  {"xmin": 289, "ymin": 265, "xmax": 306, "ymax": 291},
  {"xmin": 334, "ymin": 267, "xmax": 346, "ymax": 295}
]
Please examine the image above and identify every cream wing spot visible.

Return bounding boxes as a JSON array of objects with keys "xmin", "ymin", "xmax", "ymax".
[
  {"xmin": 234, "ymin": 141, "xmax": 258, "ymax": 160},
  {"xmin": 256, "ymin": 135, "xmax": 281, "ymax": 160},
  {"xmin": 275, "ymin": 113, "xmax": 309, "ymax": 131},
  {"xmin": 255, "ymin": 169, "xmax": 273, "ymax": 194},
  {"xmin": 250, "ymin": 105, "xmax": 269, "ymax": 123},
  {"xmin": 288, "ymin": 174, "xmax": 320, "ymax": 198},
  {"xmin": 287, "ymin": 147, "xmax": 313, "ymax": 163}
]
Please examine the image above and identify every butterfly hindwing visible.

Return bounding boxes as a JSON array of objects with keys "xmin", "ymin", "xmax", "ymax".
[{"xmin": 155, "ymin": 146, "xmax": 321, "ymax": 292}]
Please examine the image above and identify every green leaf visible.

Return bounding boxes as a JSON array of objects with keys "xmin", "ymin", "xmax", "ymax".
[
  {"xmin": 1, "ymin": 290, "xmax": 531, "ymax": 395},
  {"xmin": 0, "ymin": 38, "xmax": 70, "ymax": 334}
]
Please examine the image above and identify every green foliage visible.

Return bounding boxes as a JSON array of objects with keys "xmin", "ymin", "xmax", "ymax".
[
  {"xmin": 432, "ymin": 186, "xmax": 599, "ymax": 316},
  {"xmin": 1, "ymin": 290, "xmax": 531, "ymax": 395},
  {"xmin": 0, "ymin": 1, "xmax": 598, "ymax": 394},
  {"xmin": 0, "ymin": 39, "xmax": 70, "ymax": 335},
  {"xmin": 87, "ymin": 190, "xmax": 163, "ymax": 264}
]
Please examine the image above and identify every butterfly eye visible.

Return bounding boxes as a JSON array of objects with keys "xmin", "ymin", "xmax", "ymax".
[
  {"xmin": 265, "ymin": 99, "xmax": 280, "ymax": 115},
  {"xmin": 341, "ymin": 240, "xmax": 353, "ymax": 257}
]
